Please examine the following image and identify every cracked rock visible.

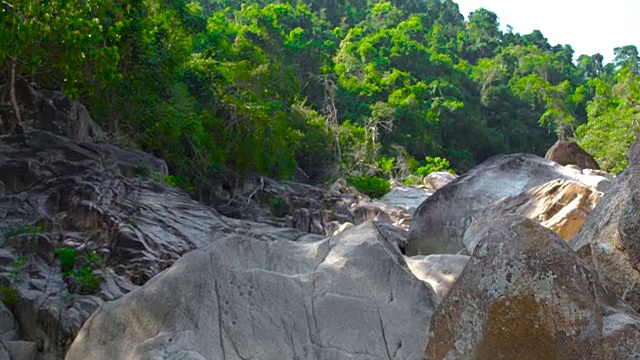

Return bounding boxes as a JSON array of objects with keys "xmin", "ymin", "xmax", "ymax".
[
  {"xmin": 425, "ymin": 215, "xmax": 640, "ymax": 360},
  {"xmin": 66, "ymin": 222, "xmax": 437, "ymax": 360}
]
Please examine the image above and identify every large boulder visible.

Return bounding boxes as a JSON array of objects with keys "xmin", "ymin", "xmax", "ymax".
[
  {"xmin": 66, "ymin": 222, "xmax": 437, "ymax": 360},
  {"xmin": 570, "ymin": 166, "xmax": 640, "ymax": 313},
  {"xmin": 423, "ymin": 172, "xmax": 457, "ymax": 191},
  {"xmin": 463, "ymin": 179, "xmax": 602, "ymax": 254},
  {"xmin": 425, "ymin": 215, "xmax": 640, "ymax": 359},
  {"xmin": 545, "ymin": 140, "xmax": 600, "ymax": 170},
  {"xmin": 406, "ymin": 153, "xmax": 610, "ymax": 256}
]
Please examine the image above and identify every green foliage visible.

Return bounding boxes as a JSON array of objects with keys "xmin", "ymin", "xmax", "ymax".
[
  {"xmin": 3, "ymin": 224, "xmax": 44, "ymax": 239},
  {"xmin": 3, "ymin": 0, "xmax": 636, "ymax": 189},
  {"xmin": 147, "ymin": 171, "xmax": 197, "ymax": 192},
  {"xmin": 401, "ymin": 175, "xmax": 422, "ymax": 186},
  {"xmin": 290, "ymin": 102, "xmax": 335, "ymax": 179},
  {"xmin": 337, "ymin": 119, "xmax": 377, "ymax": 173},
  {"xmin": 0, "ymin": 256, "xmax": 27, "ymax": 308},
  {"xmin": 577, "ymin": 68, "xmax": 640, "ymax": 173},
  {"xmin": 73, "ymin": 267, "xmax": 102, "ymax": 294},
  {"xmin": 54, "ymin": 248, "xmax": 103, "ymax": 294},
  {"xmin": 0, "ymin": 286, "xmax": 18, "ymax": 308},
  {"xmin": 133, "ymin": 165, "xmax": 151, "ymax": 177},
  {"xmin": 376, "ymin": 156, "xmax": 395, "ymax": 177},
  {"xmin": 414, "ymin": 157, "xmax": 455, "ymax": 177},
  {"xmin": 54, "ymin": 248, "xmax": 78, "ymax": 276},
  {"xmin": 405, "ymin": 156, "xmax": 419, "ymax": 174},
  {"xmin": 346, "ymin": 176, "xmax": 391, "ymax": 199},
  {"xmin": 0, "ymin": 0, "xmax": 122, "ymax": 97},
  {"xmin": 163, "ymin": 175, "xmax": 197, "ymax": 191},
  {"xmin": 269, "ymin": 197, "xmax": 287, "ymax": 218},
  {"xmin": 7, "ymin": 256, "xmax": 27, "ymax": 284}
]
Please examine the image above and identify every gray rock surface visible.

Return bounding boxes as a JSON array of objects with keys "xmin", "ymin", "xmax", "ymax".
[
  {"xmin": 0, "ymin": 131, "xmax": 317, "ymax": 359},
  {"xmin": 13, "ymin": 80, "xmax": 106, "ymax": 143},
  {"xmin": 425, "ymin": 215, "xmax": 640, "ymax": 359},
  {"xmin": 379, "ymin": 186, "xmax": 432, "ymax": 215},
  {"xmin": 66, "ymin": 222, "xmax": 437, "ymax": 360},
  {"xmin": 423, "ymin": 172, "xmax": 457, "ymax": 191},
  {"xmin": 405, "ymin": 254, "xmax": 469, "ymax": 303},
  {"xmin": 463, "ymin": 179, "xmax": 602, "ymax": 254},
  {"xmin": 570, "ymin": 166, "xmax": 640, "ymax": 313},
  {"xmin": 406, "ymin": 153, "xmax": 612, "ymax": 256},
  {"xmin": 0, "ymin": 302, "xmax": 37, "ymax": 360}
]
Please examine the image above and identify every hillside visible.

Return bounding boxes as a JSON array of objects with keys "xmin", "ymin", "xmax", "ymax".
[{"xmin": 2, "ymin": 0, "xmax": 639, "ymax": 197}]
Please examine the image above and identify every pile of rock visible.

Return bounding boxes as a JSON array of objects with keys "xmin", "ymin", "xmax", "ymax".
[
  {"xmin": 213, "ymin": 172, "xmax": 432, "ymax": 241},
  {"xmin": 406, "ymin": 153, "xmax": 612, "ymax": 255}
]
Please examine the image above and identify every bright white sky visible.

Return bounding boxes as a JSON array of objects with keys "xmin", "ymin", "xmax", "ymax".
[{"xmin": 454, "ymin": 0, "xmax": 638, "ymax": 63}]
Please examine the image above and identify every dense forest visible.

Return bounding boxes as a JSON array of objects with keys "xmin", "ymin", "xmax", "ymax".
[{"xmin": 2, "ymin": 0, "xmax": 639, "ymax": 197}]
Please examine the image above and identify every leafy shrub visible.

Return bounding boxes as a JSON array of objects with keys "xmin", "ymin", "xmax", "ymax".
[
  {"xmin": 54, "ymin": 248, "xmax": 78, "ymax": 276},
  {"xmin": 270, "ymin": 197, "xmax": 287, "ymax": 218},
  {"xmin": 414, "ymin": 156, "xmax": 456, "ymax": 177},
  {"xmin": 346, "ymin": 176, "xmax": 391, "ymax": 198},
  {"xmin": 163, "ymin": 174, "xmax": 196, "ymax": 191},
  {"xmin": 133, "ymin": 164, "xmax": 151, "ymax": 177},
  {"xmin": 376, "ymin": 156, "xmax": 395, "ymax": 177},
  {"xmin": 290, "ymin": 102, "xmax": 335, "ymax": 180},
  {"xmin": 73, "ymin": 267, "xmax": 102, "ymax": 294},
  {"xmin": 0, "ymin": 256, "xmax": 27, "ymax": 308},
  {"xmin": 0, "ymin": 287, "xmax": 18, "ymax": 308},
  {"xmin": 401, "ymin": 175, "xmax": 422, "ymax": 186},
  {"xmin": 339, "ymin": 120, "xmax": 368, "ymax": 171},
  {"xmin": 54, "ymin": 248, "xmax": 103, "ymax": 294}
]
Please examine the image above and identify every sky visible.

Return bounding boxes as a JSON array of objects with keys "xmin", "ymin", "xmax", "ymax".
[{"xmin": 454, "ymin": 0, "xmax": 638, "ymax": 63}]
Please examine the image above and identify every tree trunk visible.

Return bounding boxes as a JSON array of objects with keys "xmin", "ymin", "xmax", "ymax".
[
  {"xmin": 322, "ymin": 76, "xmax": 342, "ymax": 172},
  {"xmin": 6, "ymin": 56, "xmax": 23, "ymax": 134}
]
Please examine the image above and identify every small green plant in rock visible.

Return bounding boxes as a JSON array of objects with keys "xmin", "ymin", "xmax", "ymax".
[
  {"xmin": 414, "ymin": 156, "xmax": 456, "ymax": 177},
  {"xmin": 151, "ymin": 171, "xmax": 197, "ymax": 192},
  {"xmin": 0, "ymin": 255, "xmax": 27, "ymax": 308},
  {"xmin": 3, "ymin": 223, "xmax": 44, "ymax": 239},
  {"xmin": 0, "ymin": 287, "xmax": 18, "ymax": 308},
  {"xmin": 62, "ymin": 293, "xmax": 76, "ymax": 305},
  {"xmin": 54, "ymin": 248, "xmax": 103, "ymax": 295},
  {"xmin": 83, "ymin": 250, "xmax": 102, "ymax": 269},
  {"xmin": 132, "ymin": 164, "xmax": 151, "ymax": 177},
  {"xmin": 270, "ymin": 197, "xmax": 287, "ymax": 218},
  {"xmin": 73, "ymin": 267, "xmax": 101, "ymax": 294},
  {"xmin": 401, "ymin": 175, "xmax": 422, "ymax": 186},
  {"xmin": 54, "ymin": 248, "xmax": 78, "ymax": 276},
  {"xmin": 151, "ymin": 171, "xmax": 165, "ymax": 183},
  {"xmin": 346, "ymin": 176, "xmax": 391, "ymax": 199},
  {"xmin": 163, "ymin": 174, "xmax": 197, "ymax": 191},
  {"xmin": 8, "ymin": 256, "xmax": 27, "ymax": 282},
  {"xmin": 376, "ymin": 156, "xmax": 396, "ymax": 177}
]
